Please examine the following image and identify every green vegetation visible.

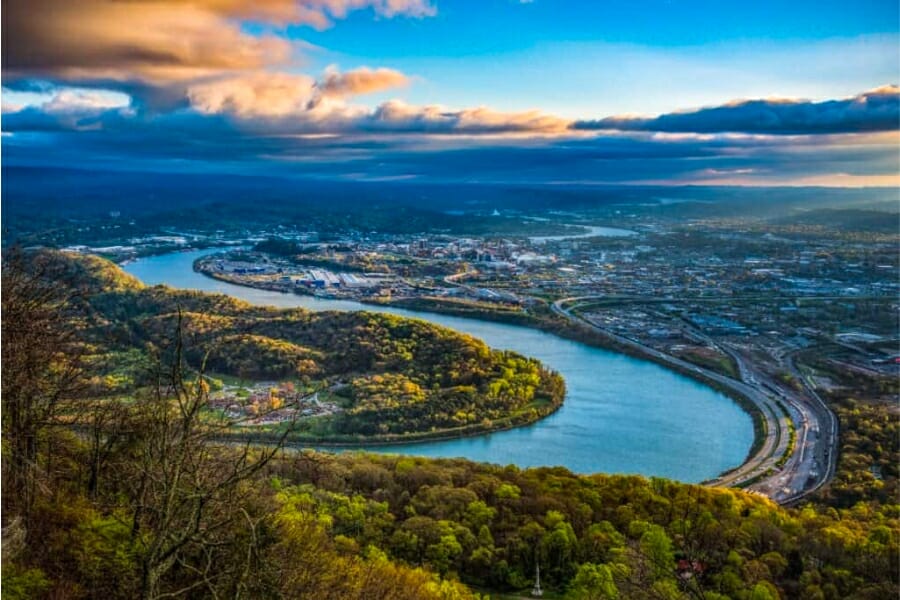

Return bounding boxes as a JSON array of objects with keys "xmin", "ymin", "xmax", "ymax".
[
  {"xmin": 261, "ymin": 453, "xmax": 900, "ymax": 599},
  {"xmin": 802, "ymin": 352, "xmax": 900, "ymax": 508},
  {"xmin": 669, "ymin": 346, "xmax": 740, "ymax": 380},
  {"xmin": 387, "ymin": 296, "xmax": 770, "ymax": 462},
  {"xmin": 3, "ymin": 248, "xmax": 898, "ymax": 599},
  {"xmin": 775, "ymin": 408, "xmax": 796, "ymax": 470},
  {"xmin": 50, "ymin": 251, "xmax": 564, "ymax": 442}
]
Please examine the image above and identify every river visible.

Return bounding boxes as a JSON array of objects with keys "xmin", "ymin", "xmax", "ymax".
[
  {"xmin": 124, "ymin": 249, "xmax": 753, "ymax": 483},
  {"xmin": 528, "ymin": 224, "xmax": 637, "ymax": 243}
]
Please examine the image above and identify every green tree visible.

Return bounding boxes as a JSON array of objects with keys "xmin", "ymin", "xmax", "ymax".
[
  {"xmin": 566, "ymin": 563, "xmax": 619, "ymax": 600},
  {"xmin": 640, "ymin": 525, "xmax": 675, "ymax": 581}
]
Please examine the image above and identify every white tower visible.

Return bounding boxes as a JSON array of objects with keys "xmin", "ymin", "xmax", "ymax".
[{"xmin": 531, "ymin": 562, "xmax": 543, "ymax": 597}]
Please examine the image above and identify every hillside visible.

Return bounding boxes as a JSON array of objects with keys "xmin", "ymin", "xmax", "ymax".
[
  {"xmin": 50, "ymin": 250, "xmax": 564, "ymax": 442},
  {"xmin": 2, "ymin": 248, "xmax": 897, "ymax": 600}
]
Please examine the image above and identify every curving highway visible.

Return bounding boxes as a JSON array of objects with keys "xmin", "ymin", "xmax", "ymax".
[{"xmin": 552, "ymin": 296, "xmax": 837, "ymax": 503}]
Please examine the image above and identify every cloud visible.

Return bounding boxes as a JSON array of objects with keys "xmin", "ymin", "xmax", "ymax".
[
  {"xmin": 180, "ymin": 69, "xmax": 568, "ymax": 133},
  {"xmin": 185, "ymin": 66, "xmax": 411, "ymax": 119},
  {"xmin": 4, "ymin": 76, "xmax": 569, "ymax": 136},
  {"xmin": 42, "ymin": 88, "xmax": 132, "ymax": 113},
  {"xmin": 185, "ymin": 67, "xmax": 407, "ymax": 121},
  {"xmin": 5, "ymin": 119, "xmax": 897, "ymax": 188},
  {"xmin": 363, "ymin": 101, "xmax": 571, "ymax": 134},
  {"xmin": 3, "ymin": 1, "xmax": 289, "ymax": 86},
  {"xmin": 187, "ymin": 73, "xmax": 318, "ymax": 119},
  {"xmin": 575, "ymin": 86, "xmax": 900, "ymax": 135},
  {"xmin": 1, "ymin": 85, "xmax": 134, "ymax": 130},
  {"xmin": 2, "ymin": 0, "xmax": 435, "ymax": 88},
  {"xmin": 163, "ymin": 0, "xmax": 437, "ymax": 27},
  {"xmin": 317, "ymin": 67, "xmax": 410, "ymax": 98},
  {"xmin": 3, "ymin": 81, "xmax": 897, "ymax": 188}
]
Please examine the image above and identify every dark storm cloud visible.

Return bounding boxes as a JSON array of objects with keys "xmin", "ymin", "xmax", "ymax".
[
  {"xmin": 362, "ymin": 135, "xmax": 897, "ymax": 184},
  {"xmin": 575, "ymin": 86, "xmax": 900, "ymax": 135}
]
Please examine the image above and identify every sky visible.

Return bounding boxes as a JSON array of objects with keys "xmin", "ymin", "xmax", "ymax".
[{"xmin": 2, "ymin": 0, "xmax": 899, "ymax": 187}]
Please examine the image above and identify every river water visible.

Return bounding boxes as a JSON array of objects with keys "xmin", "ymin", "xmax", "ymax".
[
  {"xmin": 528, "ymin": 224, "xmax": 637, "ymax": 243},
  {"xmin": 124, "ymin": 249, "xmax": 752, "ymax": 482}
]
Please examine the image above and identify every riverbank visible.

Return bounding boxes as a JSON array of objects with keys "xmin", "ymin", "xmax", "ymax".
[
  {"xmin": 549, "ymin": 297, "xmax": 786, "ymax": 488},
  {"xmin": 373, "ymin": 296, "xmax": 769, "ymax": 468},
  {"xmin": 214, "ymin": 396, "xmax": 565, "ymax": 448},
  {"xmin": 193, "ymin": 265, "xmax": 768, "ymax": 476},
  {"xmin": 124, "ymin": 249, "xmax": 755, "ymax": 482}
]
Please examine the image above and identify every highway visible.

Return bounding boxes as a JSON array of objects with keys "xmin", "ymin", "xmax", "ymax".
[
  {"xmin": 671, "ymin": 316, "xmax": 832, "ymax": 502},
  {"xmin": 551, "ymin": 296, "xmax": 838, "ymax": 503},
  {"xmin": 777, "ymin": 351, "xmax": 839, "ymax": 504}
]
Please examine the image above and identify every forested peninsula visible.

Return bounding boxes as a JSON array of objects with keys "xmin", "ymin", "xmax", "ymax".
[{"xmin": 41, "ymin": 250, "xmax": 565, "ymax": 444}]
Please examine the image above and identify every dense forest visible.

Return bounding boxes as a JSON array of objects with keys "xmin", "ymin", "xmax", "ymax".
[
  {"xmin": 803, "ymin": 353, "xmax": 900, "ymax": 509},
  {"xmin": 2, "ymin": 249, "xmax": 898, "ymax": 599},
  {"xmin": 34, "ymin": 250, "xmax": 564, "ymax": 441}
]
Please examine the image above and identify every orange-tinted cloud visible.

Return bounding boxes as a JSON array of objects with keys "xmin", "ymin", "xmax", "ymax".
[
  {"xmin": 181, "ymin": 69, "xmax": 569, "ymax": 134},
  {"xmin": 2, "ymin": 0, "xmax": 434, "ymax": 86},
  {"xmin": 188, "ymin": 73, "xmax": 318, "ymax": 118},
  {"xmin": 145, "ymin": 0, "xmax": 435, "ymax": 28},
  {"xmin": 673, "ymin": 172, "xmax": 900, "ymax": 188},
  {"xmin": 3, "ymin": 1, "xmax": 282, "ymax": 85},
  {"xmin": 183, "ymin": 85, "xmax": 573, "ymax": 134},
  {"xmin": 317, "ymin": 67, "xmax": 410, "ymax": 98},
  {"xmin": 363, "ymin": 100, "xmax": 572, "ymax": 134},
  {"xmin": 185, "ymin": 67, "xmax": 408, "ymax": 119}
]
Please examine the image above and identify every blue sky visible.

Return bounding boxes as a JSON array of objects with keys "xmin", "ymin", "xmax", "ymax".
[
  {"xmin": 299, "ymin": 0, "xmax": 897, "ymax": 54},
  {"xmin": 2, "ymin": 0, "xmax": 898, "ymax": 186},
  {"xmin": 294, "ymin": 0, "xmax": 898, "ymax": 115},
  {"xmin": 340, "ymin": 35, "xmax": 898, "ymax": 118}
]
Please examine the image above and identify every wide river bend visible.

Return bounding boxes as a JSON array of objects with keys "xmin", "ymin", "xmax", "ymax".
[{"xmin": 125, "ymin": 249, "xmax": 753, "ymax": 483}]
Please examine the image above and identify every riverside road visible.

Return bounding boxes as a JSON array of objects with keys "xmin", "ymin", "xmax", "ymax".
[{"xmin": 552, "ymin": 296, "xmax": 838, "ymax": 505}]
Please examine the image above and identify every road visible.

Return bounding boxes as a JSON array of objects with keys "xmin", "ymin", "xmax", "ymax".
[
  {"xmin": 674, "ymin": 322, "xmax": 837, "ymax": 503},
  {"xmin": 720, "ymin": 343, "xmax": 825, "ymax": 502},
  {"xmin": 670, "ymin": 315, "xmax": 832, "ymax": 502},
  {"xmin": 777, "ymin": 351, "xmax": 839, "ymax": 504},
  {"xmin": 552, "ymin": 297, "xmax": 789, "ymax": 491},
  {"xmin": 551, "ymin": 296, "xmax": 837, "ymax": 503}
]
